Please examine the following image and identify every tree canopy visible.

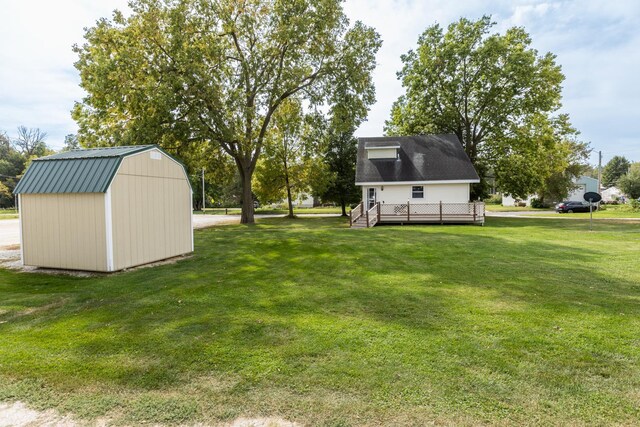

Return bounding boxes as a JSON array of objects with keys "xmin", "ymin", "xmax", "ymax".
[
  {"xmin": 385, "ymin": 16, "xmax": 588, "ymax": 199},
  {"xmin": 73, "ymin": 0, "xmax": 380, "ymax": 223},
  {"xmin": 602, "ymin": 155, "xmax": 630, "ymax": 188},
  {"xmin": 618, "ymin": 163, "xmax": 640, "ymax": 199},
  {"xmin": 253, "ymin": 98, "xmax": 317, "ymax": 217},
  {"xmin": 0, "ymin": 127, "xmax": 53, "ymax": 208}
]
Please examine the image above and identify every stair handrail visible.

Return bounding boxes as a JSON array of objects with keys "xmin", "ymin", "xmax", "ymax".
[
  {"xmin": 350, "ymin": 202, "xmax": 364, "ymax": 226},
  {"xmin": 366, "ymin": 203, "xmax": 378, "ymax": 227}
]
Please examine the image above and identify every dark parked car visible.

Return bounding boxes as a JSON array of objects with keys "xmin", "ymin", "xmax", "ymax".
[{"xmin": 555, "ymin": 201, "xmax": 598, "ymax": 213}]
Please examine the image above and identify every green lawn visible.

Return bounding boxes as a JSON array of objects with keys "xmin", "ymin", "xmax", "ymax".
[
  {"xmin": 0, "ymin": 208, "xmax": 18, "ymax": 220},
  {"xmin": 193, "ymin": 206, "xmax": 342, "ymax": 215},
  {"xmin": 1, "ymin": 217, "xmax": 639, "ymax": 425}
]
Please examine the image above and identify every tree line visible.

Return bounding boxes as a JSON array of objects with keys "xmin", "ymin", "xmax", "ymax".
[
  {"xmin": 0, "ymin": 129, "xmax": 81, "ymax": 208},
  {"xmin": 597, "ymin": 156, "xmax": 640, "ymax": 199},
  {"xmin": 10, "ymin": 4, "xmax": 637, "ymax": 216}
]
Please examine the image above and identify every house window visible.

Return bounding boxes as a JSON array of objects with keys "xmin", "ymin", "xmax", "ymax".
[{"xmin": 412, "ymin": 186, "xmax": 424, "ymax": 199}]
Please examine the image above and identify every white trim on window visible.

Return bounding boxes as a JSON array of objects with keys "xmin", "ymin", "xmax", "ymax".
[
  {"xmin": 411, "ymin": 185, "xmax": 424, "ymax": 199},
  {"xmin": 364, "ymin": 146, "xmax": 400, "ymax": 150}
]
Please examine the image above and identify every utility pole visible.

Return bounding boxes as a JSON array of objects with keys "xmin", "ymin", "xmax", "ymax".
[
  {"xmin": 201, "ymin": 167, "xmax": 205, "ymax": 212},
  {"xmin": 597, "ymin": 150, "xmax": 602, "ymax": 194}
]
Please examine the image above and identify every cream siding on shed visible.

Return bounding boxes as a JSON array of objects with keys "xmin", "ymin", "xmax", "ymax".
[
  {"xmin": 110, "ymin": 149, "xmax": 192, "ymax": 271},
  {"xmin": 20, "ymin": 193, "xmax": 108, "ymax": 271}
]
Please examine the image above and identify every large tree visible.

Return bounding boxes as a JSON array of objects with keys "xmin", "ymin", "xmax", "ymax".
[
  {"xmin": 318, "ymin": 24, "xmax": 381, "ymax": 215},
  {"xmin": 62, "ymin": 134, "xmax": 80, "ymax": 152},
  {"xmin": 14, "ymin": 126, "xmax": 49, "ymax": 158},
  {"xmin": 385, "ymin": 16, "xmax": 586, "ymax": 199},
  {"xmin": 254, "ymin": 98, "xmax": 316, "ymax": 218},
  {"xmin": 618, "ymin": 163, "xmax": 640, "ymax": 199},
  {"xmin": 0, "ymin": 132, "xmax": 23, "ymax": 207},
  {"xmin": 602, "ymin": 155, "xmax": 630, "ymax": 188},
  {"xmin": 0, "ymin": 129, "xmax": 54, "ymax": 208},
  {"xmin": 73, "ymin": 0, "xmax": 380, "ymax": 223},
  {"xmin": 321, "ymin": 128, "xmax": 359, "ymax": 216}
]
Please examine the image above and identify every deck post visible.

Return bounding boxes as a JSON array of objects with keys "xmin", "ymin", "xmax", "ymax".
[
  {"xmin": 407, "ymin": 201, "xmax": 410, "ymax": 222},
  {"xmin": 473, "ymin": 202, "xmax": 477, "ymax": 223},
  {"xmin": 361, "ymin": 202, "xmax": 364, "ymax": 216},
  {"xmin": 377, "ymin": 202, "xmax": 381, "ymax": 222},
  {"xmin": 366, "ymin": 207, "xmax": 370, "ymax": 228},
  {"xmin": 439, "ymin": 201, "xmax": 443, "ymax": 224},
  {"xmin": 349, "ymin": 208, "xmax": 353, "ymax": 227}
]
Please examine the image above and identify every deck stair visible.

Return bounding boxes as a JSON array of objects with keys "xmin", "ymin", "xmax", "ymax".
[{"xmin": 349, "ymin": 202, "xmax": 379, "ymax": 228}]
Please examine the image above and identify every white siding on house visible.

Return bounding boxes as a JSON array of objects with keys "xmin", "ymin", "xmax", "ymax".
[
  {"xmin": 425, "ymin": 184, "xmax": 470, "ymax": 203},
  {"xmin": 567, "ymin": 184, "xmax": 587, "ymax": 202},
  {"xmin": 361, "ymin": 183, "xmax": 470, "ymax": 205}
]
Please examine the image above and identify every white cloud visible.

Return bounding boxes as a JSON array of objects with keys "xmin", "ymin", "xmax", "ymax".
[{"xmin": 0, "ymin": 0, "xmax": 130, "ymax": 148}]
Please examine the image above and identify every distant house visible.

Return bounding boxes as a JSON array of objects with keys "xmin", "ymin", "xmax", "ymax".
[
  {"xmin": 502, "ymin": 175, "xmax": 599, "ymax": 206},
  {"xmin": 567, "ymin": 176, "xmax": 598, "ymax": 201},
  {"xmin": 352, "ymin": 134, "xmax": 484, "ymax": 227},
  {"xmin": 502, "ymin": 194, "xmax": 535, "ymax": 207},
  {"xmin": 295, "ymin": 193, "xmax": 315, "ymax": 208},
  {"xmin": 601, "ymin": 186, "xmax": 625, "ymax": 203}
]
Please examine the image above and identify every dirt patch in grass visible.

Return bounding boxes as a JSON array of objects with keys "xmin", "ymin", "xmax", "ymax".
[
  {"xmin": 0, "ymin": 401, "xmax": 81, "ymax": 427},
  {"xmin": 0, "ymin": 401, "xmax": 297, "ymax": 427},
  {"xmin": 225, "ymin": 417, "xmax": 299, "ymax": 427}
]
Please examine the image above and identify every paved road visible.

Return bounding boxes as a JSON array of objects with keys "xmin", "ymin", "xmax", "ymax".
[
  {"xmin": 485, "ymin": 210, "xmax": 554, "ymax": 217},
  {"xmin": 0, "ymin": 214, "xmax": 342, "ymax": 249}
]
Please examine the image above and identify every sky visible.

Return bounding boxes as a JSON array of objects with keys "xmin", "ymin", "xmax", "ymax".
[{"xmin": 0, "ymin": 0, "xmax": 638, "ymax": 165}]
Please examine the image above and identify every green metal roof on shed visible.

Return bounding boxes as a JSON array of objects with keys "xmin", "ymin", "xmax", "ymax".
[{"xmin": 14, "ymin": 145, "xmax": 158, "ymax": 194}]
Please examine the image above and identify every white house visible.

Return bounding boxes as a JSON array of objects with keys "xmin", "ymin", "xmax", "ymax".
[
  {"xmin": 501, "ymin": 175, "xmax": 599, "ymax": 206},
  {"xmin": 567, "ymin": 176, "xmax": 599, "ymax": 201},
  {"xmin": 352, "ymin": 134, "xmax": 483, "ymax": 227},
  {"xmin": 502, "ymin": 194, "xmax": 535, "ymax": 207},
  {"xmin": 601, "ymin": 186, "xmax": 625, "ymax": 202}
]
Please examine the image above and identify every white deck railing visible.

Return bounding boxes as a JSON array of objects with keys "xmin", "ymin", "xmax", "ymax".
[
  {"xmin": 379, "ymin": 201, "xmax": 485, "ymax": 224},
  {"xmin": 351, "ymin": 201, "xmax": 485, "ymax": 227}
]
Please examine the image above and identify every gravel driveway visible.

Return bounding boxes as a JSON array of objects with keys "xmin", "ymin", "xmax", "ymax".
[{"xmin": 0, "ymin": 219, "xmax": 19, "ymax": 249}]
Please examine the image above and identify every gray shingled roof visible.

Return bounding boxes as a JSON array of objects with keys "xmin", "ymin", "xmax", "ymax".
[
  {"xmin": 14, "ymin": 145, "xmax": 156, "ymax": 194},
  {"xmin": 355, "ymin": 134, "xmax": 480, "ymax": 183}
]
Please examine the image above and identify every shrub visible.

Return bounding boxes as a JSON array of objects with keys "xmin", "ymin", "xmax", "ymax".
[
  {"xmin": 485, "ymin": 194, "xmax": 502, "ymax": 205},
  {"xmin": 530, "ymin": 198, "xmax": 545, "ymax": 209},
  {"xmin": 631, "ymin": 199, "xmax": 640, "ymax": 211}
]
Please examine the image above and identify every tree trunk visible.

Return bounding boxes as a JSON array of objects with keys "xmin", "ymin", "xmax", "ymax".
[
  {"xmin": 341, "ymin": 198, "xmax": 347, "ymax": 216},
  {"xmin": 285, "ymin": 183, "xmax": 295, "ymax": 219},
  {"xmin": 239, "ymin": 164, "xmax": 255, "ymax": 224},
  {"xmin": 284, "ymin": 160, "xmax": 295, "ymax": 219}
]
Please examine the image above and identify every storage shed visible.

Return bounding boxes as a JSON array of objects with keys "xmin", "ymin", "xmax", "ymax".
[{"xmin": 14, "ymin": 145, "xmax": 193, "ymax": 272}]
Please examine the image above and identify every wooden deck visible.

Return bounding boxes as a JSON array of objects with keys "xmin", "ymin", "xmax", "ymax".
[{"xmin": 350, "ymin": 202, "xmax": 485, "ymax": 228}]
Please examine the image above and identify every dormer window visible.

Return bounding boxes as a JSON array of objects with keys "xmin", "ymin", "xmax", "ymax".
[{"xmin": 365, "ymin": 142, "xmax": 400, "ymax": 159}]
